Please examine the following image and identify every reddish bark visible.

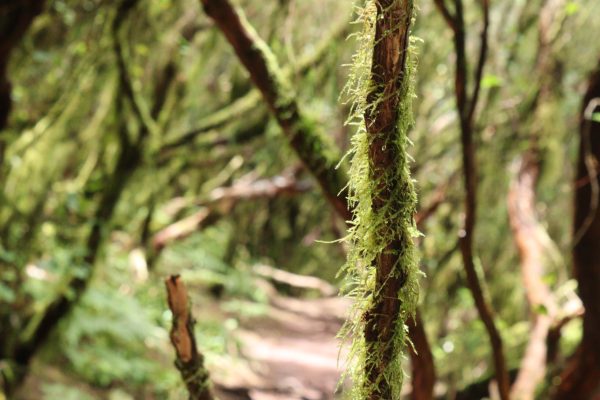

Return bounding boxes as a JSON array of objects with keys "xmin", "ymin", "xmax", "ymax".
[
  {"xmin": 553, "ymin": 60, "xmax": 600, "ymax": 400},
  {"xmin": 432, "ymin": 1, "xmax": 510, "ymax": 398},
  {"xmin": 361, "ymin": 1, "xmax": 415, "ymax": 398},
  {"xmin": 165, "ymin": 275, "xmax": 214, "ymax": 400},
  {"xmin": 407, "ymin": 312, "xmax": 436, "ymax": 400}
]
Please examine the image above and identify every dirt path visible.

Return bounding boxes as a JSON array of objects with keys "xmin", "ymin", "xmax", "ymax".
[{"xmin": 217, "ymin": 293, "xmax": 351, "ymax": 400}]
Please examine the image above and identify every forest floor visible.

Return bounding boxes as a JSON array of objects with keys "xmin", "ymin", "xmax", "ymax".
[
  {"xmin": 16, "ymin": 279, "xmax": 351, "ymax": 400},
  {"xmin": 214, "ymin": 282, "xmax": 351, "ymax": 400}
]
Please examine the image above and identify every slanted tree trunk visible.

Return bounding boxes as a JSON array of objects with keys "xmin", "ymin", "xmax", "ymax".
[
  {"xmin": 199, "ymin": 0, "xmax": 350, "ymax": 221},
  {"xmin": 553, "ymin": 60, "xmax": 600, "ymax": 400}
]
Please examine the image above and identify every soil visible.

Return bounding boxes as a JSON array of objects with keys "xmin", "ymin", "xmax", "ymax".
[{"xmin": 215, "ymin": 292, "xmax": 351, "ymax": 400}]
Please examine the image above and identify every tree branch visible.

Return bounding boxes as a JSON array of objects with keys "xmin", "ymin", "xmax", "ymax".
[
  {"xmin": 436, "ymin": 0, "xmax": 511, "ymax": 397},
  {"xmin": 199, "ymin": 0, "xmax": 350, "ymax": 221},
  {"xmin": 165, "ymin": 275, "xmax": 214, "ymax": 400},
  {"xmin": 466, "ymin": 0, "xmax": 489, "ymax": 124},
  {"xmin": 432, "ymin": 0, "xmax": 458, "ymax": 33},
  {"xmin": 151, "ymin": 172, "xmax": 311, "ymax": 251}
]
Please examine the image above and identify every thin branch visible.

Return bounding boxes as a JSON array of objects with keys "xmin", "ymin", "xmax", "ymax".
[
  {"xmin": 252, "ymin": 264, "xmax": 337, "ymax": 297},
  {"xmin": 151, "ymin": 172, "xmax": 311, "ymax": 251},
  {"xmin": 432, "ymin": 0, "xmax": 458, "ymax": 33},
  {"xmin": 436, "ymin": 0, "xmax": 511, "ymax": 397},
  {"xmin": 466, "ymin": 0, "xmax": 489, "ymax": 124}
]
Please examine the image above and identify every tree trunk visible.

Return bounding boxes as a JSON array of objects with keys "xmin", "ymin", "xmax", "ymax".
[
  {"xmin": 553, "ymin": 59, "xmax": 600, "ymax": 400},
  {"xmin": 355, "ymin": 1, "xmax": 418, "ymax": 398}
]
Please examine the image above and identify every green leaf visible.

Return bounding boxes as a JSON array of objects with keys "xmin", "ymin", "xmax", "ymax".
[
  {"xmin": 481, "ymin": 74, "xmax": 503, "ymax": 89},
  {"xmin": 565, "ymin": 1, "xmax": 580, "ymax": 16}
]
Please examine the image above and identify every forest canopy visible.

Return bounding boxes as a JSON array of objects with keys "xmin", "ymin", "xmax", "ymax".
[{"xmin": 1, "ymin": 0, "xmax": 600, "ymax": 399}]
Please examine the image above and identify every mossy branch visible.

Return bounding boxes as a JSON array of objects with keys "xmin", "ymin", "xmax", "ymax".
[
  {"xmin": 160, "ymin": 10, "xmax": 350, "ymax": 154},
  {"xmin": 199, "ymin": 0, "xmax": 351, "ymax": 221}
]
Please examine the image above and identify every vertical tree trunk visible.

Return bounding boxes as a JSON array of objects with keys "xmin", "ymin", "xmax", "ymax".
[
  {"xmin": 344, "ymin": 1, "xmax": 419, "ymax": 398},
  {"xmin": 553, "ymin": 60, "xmax": 600, "ymax": 400}
]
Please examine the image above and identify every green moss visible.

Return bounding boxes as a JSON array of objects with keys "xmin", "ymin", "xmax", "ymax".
[{"xmin": 338, "ymin": 1, "xmax": 420, "ymax": 398}]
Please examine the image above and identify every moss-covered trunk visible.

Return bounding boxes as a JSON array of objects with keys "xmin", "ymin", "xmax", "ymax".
[{"xmin": 341, "ymin": 1, "xmax": 419, "ymax": 399}]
